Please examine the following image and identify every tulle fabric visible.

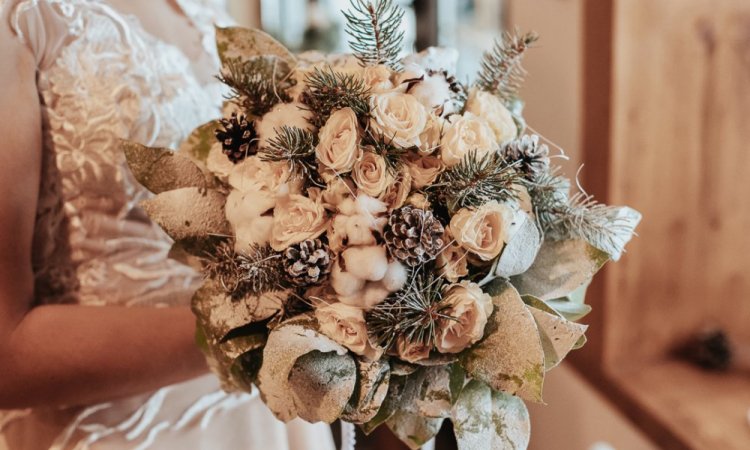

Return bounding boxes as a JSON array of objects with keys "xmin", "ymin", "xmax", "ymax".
[{"xmin": 0, "ymin": 1, "xmax": 335, "ymax": 448}]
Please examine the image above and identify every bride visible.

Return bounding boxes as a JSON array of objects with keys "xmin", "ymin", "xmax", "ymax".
[{"xmin": 0, "ymin": 0, "xmax": 336, "ymax": 448}]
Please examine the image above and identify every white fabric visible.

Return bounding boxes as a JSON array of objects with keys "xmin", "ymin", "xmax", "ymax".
[{"xmin": 0, "ymin": 1, "xmax": 335, "ymax": 449}]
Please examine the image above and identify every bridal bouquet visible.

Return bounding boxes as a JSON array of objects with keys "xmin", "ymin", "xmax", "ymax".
[{"xmin": 123, "ymin": 1, "xmax": 639, "ymax": 448}]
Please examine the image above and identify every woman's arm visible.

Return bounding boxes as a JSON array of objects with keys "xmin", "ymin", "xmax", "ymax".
[{"xmin": 0, "ymin": 10, "xmax": 207, "ymax": 409}]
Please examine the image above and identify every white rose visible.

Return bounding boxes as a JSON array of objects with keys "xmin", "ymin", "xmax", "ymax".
[
  {"xmin": 418, "ymin": 114, "xmax": 445, "ymax": 154},
  {"xmin": 228, "ymin": 156, "xmax": 302, "ymax": 196},
  {"xmin": 361, "ymin": 65, "xmax": 394, "ymax": 93},
  {"xmin": 316, "ymin": 107, "xmax": 362, "ymax": 174},
  {"xmin": 396, "ymin": 336, "xmax": 432, "ymax": 363},
  {"xmin": 450, "ymin": 201, "xmax": 514, "ymax": 261},
  {"xmin": 270, "ymin": 194, "xmax": 328, "ymax": 251},
  {"xmin": 464, "ymin": 88, "xmax": 518, "ymax": 144},
  {"xmin": 435, "ymin": 281, "xmax": 493, "ymax": 353},
  {"xmin": 369, "ymin": 92, "xmax": 428, "ymax": 148},
  {"xmin": 256, "ymin": 102, "xmax": 313, "ymax": 149},
  {"xmin": 316, "ymin": 302, "xmax": 383, "ymax": 360},
  {"xmin": 405, "ymin": 153, "xmax": 443, "ymax": 189},
  {"xmin": 351, "ymin": 151, "xmax": 394, "ymax": 197},
  {"xmin": 441, "ymin": 112, "xmax": 498, "ymax": 167},
  {"xmin": 436, "ymin": 226, "xmax": 469, "ymax": 282}
]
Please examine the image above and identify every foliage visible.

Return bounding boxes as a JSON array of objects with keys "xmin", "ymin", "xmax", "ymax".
[
  {"xmin": 218, "ymin": 56, "xmax": 294, "ymax": 117},
  {"xmin": 476, "ymin": 31, "xmax": 538, "ymax": 104},
  {"xmin": 343, "ymin": 0, "xmax": 405, "ymax": 69}
]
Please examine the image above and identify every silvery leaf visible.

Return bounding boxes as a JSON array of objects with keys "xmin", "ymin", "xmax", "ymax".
[
  {"xmin": 140, "ymin": 187, "xmax": 230, "ymax": 241},
  {"xmin": 524, "ymin": 297, "xmax": 588, "ymax": 370},
  {"xmin": 385, "ymin": 372, "xmax": 444, "ymax": 449},
  {"xmin": 460, "ymin": 281, "xmax": 545, "ymax": 402},
  {"xmin": 595, "ymin": 206, "xmax": 641, "ymax": 261},
  {"xmin": 495, "ymin": 210, "xmax": 542, "ymax": 278},
  {"xmin": 451, "ymin": 380, "xmax": 531, "ymax": 450},
  {"xmin": 361, "ymin": 375, "xmax": 406, "ymax": 435},
  {"xmin": 256, "ymin": 315, "xmax": 356, "ymax": 423},
  {"xmin": 122, "ymin": 141, "xmax": 210, "ymax": 194},
  {"xmin": 510, "ymin": 239, "xmax": 609, "ymax": 301},
  {"xmin": 416, "ymin": 366, "xmax": 453, "ymax": 418},
  {"xmin": 215, "ymin": 26, "xmax": 296, "ymax": 66},
  {"xmin": 341, "ymin": 358, "xmax": 390, "ymax": 424}
]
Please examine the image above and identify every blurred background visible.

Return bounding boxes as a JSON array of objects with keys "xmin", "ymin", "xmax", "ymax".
[{"xmin": 226, "ymin": 1, "xmax": 750, "ymax": 449}]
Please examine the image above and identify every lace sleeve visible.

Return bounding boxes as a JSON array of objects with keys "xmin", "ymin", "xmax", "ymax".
[{"xmin": 6, "ymin": 0, "xmax": 82, "ymax": 70}]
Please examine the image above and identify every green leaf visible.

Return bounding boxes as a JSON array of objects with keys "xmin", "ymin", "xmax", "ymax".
[
  {"xmin": 451, "ymin": 380, "xmax": 531, "ymax": 450},
  {"xmin": 341, "ymin": 358, "xmax": 391, "ymax": 424},
  {"xmin": 122, "ymin": 141, "xmax": 210, "ymax": 194},
  {"xmin": 215, "ymin": 26, "xmax": 296, "ymax": 66},
  {"xmin": 460, "ymin": 281, "xmax": 545, "ymax": 402},
  {"xmin": 494, "ymin": 209, "xmax": 542, "ymax": 278},
  {"xmin": 140, "ymin": 187, "xmax": 230, "ymax": 241},
  {"xmin": 525, "ymin": 300, "xmax": 588, "ymax": 370},
  {"xmin": 178, "ymin": 120, "xmax": 221, "ymax": 166},
  {"xmin": 256, "ymin": 315, "xmax": 357, "ymax": 423},
  {"xmin": 511, "ymin": 239, "xmax": 609, "ymax": 301}
]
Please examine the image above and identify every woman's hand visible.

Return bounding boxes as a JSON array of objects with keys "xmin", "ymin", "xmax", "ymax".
[{"xmin": 0, "ymin": 7, "xmax": 207, "ymax": 409}]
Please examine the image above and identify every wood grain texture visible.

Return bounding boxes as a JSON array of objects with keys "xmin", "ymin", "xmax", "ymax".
[{"xmin": 604, "ymin": 0, "xmax": 750, "ymax": 367}]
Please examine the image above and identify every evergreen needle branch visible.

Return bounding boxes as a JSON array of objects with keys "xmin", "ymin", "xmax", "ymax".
[
  {"xmin": 259, "ymin": 126, "xmax": 324, "ymax": 187},
  {"xmin": 301, "ymin": 65, "xmax": 371, "ymax": 127},
  {"xmin": 476, "ymin": 30, "xmax": 538, "ymax": 104},
  {"xmin": 218, "ymin": 56, "xmax": 294, "ymax": 117},
  {"xmin": 343, "ymin": 0, "xmax": 405, "ymax": 69}
]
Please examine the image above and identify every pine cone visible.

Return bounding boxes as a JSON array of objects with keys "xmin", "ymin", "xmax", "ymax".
[
  {"xmin": 215, "ymin": 112, "xmax": 258, "ymax": 163},
  {"xmin": 502, "ymin": 134, "xmax": 550, "ymax": 179},
  {"xmin": 283, "ymin": 239, "xmax": 332, "ymax": 286},
  {"xmin": 384, "ymin": 206, "xmax": 445, "ymax": 267}
]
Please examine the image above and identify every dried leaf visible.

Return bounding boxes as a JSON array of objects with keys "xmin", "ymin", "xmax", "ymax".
[
  {"xmin": 451, "ymin": 380, "xmax": 531, "ymax": 450},
  {"xmin": 215, "ymin": 26, "xmax": 296, "ymax": 66},
  {"xmin": 196, "ymin": 323, "xmax": 265, "ymax": 392},
  {"xmin": 341, "ymin": 358, "xmax": 391, "ymax": 424},
  {"xmin": 386, "ymin": 372, "xmax": 444, "ymax": 449},
  {"xmin": 495, "ymin": 210, "xmax": 542, "ymax": 278},
  {"xmin": 416, "ymin": 366, "xmax": 453, "ymax": 418},
  {"xmin": 140, "ymin": 187, "xmax": 230, "ymax": 241},
  {"xmin": 361, "ymin": 375, "xmax": 406, "ymax": 435},
  {"xmin": 179, "ymin": 120, "xmax": 221, "ymax": 166},
  {"xmin": 256, "ymin": 315, "xmax": 356, "ymax": 423},
  {"xmin": 511, "ymin": 239, "xmax": 609, "ymax": 301},
  {"xmin": 122, "ymin": 141, "xmax": 210, "ymax": 194},
  {"xmin": 524, "ymin": 298, "xmax": 588, "ymax": 370},
  {"xmin": 460, "ymin": 281, "xmax": 545, "ymax": 402}
]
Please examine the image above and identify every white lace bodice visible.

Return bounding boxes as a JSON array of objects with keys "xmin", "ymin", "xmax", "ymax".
[{"xmin": 0, "ymin": 1, "xmax": 336, "ymax": 449}]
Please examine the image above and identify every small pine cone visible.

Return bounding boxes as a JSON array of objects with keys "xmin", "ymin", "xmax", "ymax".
[
  {"xmin": 215, "ymin": 112, "xmax": 258, "ymax": 163},
  {"xmin": 502, "ymin": 134, "xmax": 550, "ymax": 179},
  {"xmin": 384, "ymin": 206, "xmax": 445, "ymax": 267},
  {"xmin": 283, "ymin": 239, "xmax": 332, "ymax": 286}
]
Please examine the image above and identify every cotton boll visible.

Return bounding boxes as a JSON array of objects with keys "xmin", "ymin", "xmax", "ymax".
[
  {"xmin": 354, "ymin": 194, "xmax": 388, "ymax": 218},
  {"xmin": 361, "ymin": 281, "xmax": 391, "ymax": 309},
  {"xmin": 381, "ymin": 260, "xmax": 408, "ymax": 292},
  {"xmin": 331, "ymin": 260, "xmax": 366, "ymax": 297},
  {"xmin": 345, "ymin": 215, "xmax": 377, "ymax": 246},
  {"xmin": 341, "ymin": 246, "xmax": 388, "ymax": 281},
  {"xmin": 401, "ymin": 47, "xmax": 460, "ymax": 74}
]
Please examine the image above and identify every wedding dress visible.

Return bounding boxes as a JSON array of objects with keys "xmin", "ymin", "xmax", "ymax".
[{"xmin": 0, "ymin": 1, "xmax": 336, "ymax": 448}]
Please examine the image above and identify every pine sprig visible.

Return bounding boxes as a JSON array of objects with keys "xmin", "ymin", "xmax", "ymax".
[
  {"xmin": 366, "ymin": 270, "xmax": 454, "ymax": 351},
  {"xmin": 431, "ymin": 150, "xmax": 524, "ymax": 213},
  {"xmin": 476, "ymin": 31, "xmax": 538, "ymax": 104},
  {"xmin": 527, "ymin": 171, "xmax": 636, "ymax": 255},
  {"xmin": 218, "ymin": 57, "xmax": 294, "ymax": 117},
  {"xmin": 343, "ymin": 0, "xmax": 405, "ymax": 69},
  {"xmin": 300, "ymin": 66, "xmax": 371, "ymax": 128},
  {"xmin": 203, "ymin": 242, "xmax": 285, "ymax": 299},
  {"xmin": 258, "ymin": 126, "xmax": 324, "ymax": 187}
]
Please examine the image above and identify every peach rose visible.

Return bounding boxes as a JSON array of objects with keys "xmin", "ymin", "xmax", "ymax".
[
  {"xmin": 270, "ymin": 195, "xmax": 328, "ymax": 251},
  {"xmin": 405, "ymin": 153, "xmax": 443, "ymax": 189},
  {"xmin": 449, "ymin": 201, "xmax": 514, "ymax": 261},
  {"xmin": 436, "ymin": 226, "xmax": 469, "ymax": 282},
  {"xmin": 396, "ymin": 335, "xmax": 432, "ymax": 363},
  {"xmin": 316, "ymin": 107, "xmax": 362, "ymax": 173},
  {"xmin": 352, "ymin": 151, "xmax": 394, "ymax": 197},
  {"xmin": 441, "ymin": 112, "xmax": 498, "ymax": 167},
  {"xmin": 464, "ymin": 88, "xmax": 518, "ymax": 144},
  {"xmin": 369, "ymin": 92, "xmax": 428, "ymax": 148},
  {"xmin": 316, "ymin": 302, "xmax": 383, "ymax": 360},
  {"xmin": 435, "ymin": 281, "xmax": 493, "ymax": 353}
]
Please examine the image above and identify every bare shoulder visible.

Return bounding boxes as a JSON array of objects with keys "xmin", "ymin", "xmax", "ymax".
[{"xmin": 0, "ymin": 1, "xmax": 36, "ymax": 79}]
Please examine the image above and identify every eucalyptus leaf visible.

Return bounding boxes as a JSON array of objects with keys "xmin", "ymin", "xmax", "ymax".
[
  {"xmin": 544, "ymin": 299, "xmax": 592, "ymax": 322},
  {"xmin": 122, "ymin": 141, "xmax": 210, "ymax": 194},
  {"xmin": 178, "ymin": 120, "xmax": 221, "ymax": 165},
  {"xmin": 361, "ymin": 375, "xmax": 406, "ymax": 435},
  {"xmin": 595, "ymin": 206, "xmax": 641, "ymax": 261},
  {"xmin": 416, "ymin": 366, "xmax": 453, "ymax": 418},
  {"xmin": 256, "ymin": 315, "xmax": 356, "ymax": 423},
  {"xmin": 196, "ymin": 322, "xmax": 265, "ymax": 392},
  {"xmin": 494, "ymin": 210, "xmax": 542, "ymax": 278},
  {"xmin": 451, "ymin": 380, "xmax": 530, "ymax": 450},
  {"xmin": 526, "ymin": 302, "xmax": 588, "ymax": 370},
  {"xmin": 510, "ymin": 239, "xmax": 609, "ymax": 301},
  {"xmin": 341, "ymin": 358, "xmax": 390, "ymax": 424},
  {"xmin": 215, "ymin": 26, "xmax": 296, "ymax": 66},
  {"xmin": 140, "ymin": 187, "xmax": 230, "ymax": 241},
  {"xmin": 385, "ymin": 372, "xmax": 444, "ymax": 449},
  {"xmin": 460, "ymin": 281, "xmax": 545, "ymax": 402}
]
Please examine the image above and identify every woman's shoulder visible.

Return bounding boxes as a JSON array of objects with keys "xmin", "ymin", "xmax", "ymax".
[{"xmin": 0, "ymin": 1, "xmax": 36, "ymax": 72}]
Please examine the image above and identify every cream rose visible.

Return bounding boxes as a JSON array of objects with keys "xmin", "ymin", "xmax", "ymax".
[
  {"xmin": 464, "ymin": 88, "xmax": 518, "ymax": 144},
  {"xmin": 352, "ymin": 151, "xmax": 394, "ymax": 197},
  {"xmin": 369, "ymin": 92, "xmax": 428, "ymax": 148},
  {"xmin": 379, "ymin": 166, "xmax": 412, "ymax": 210},
  {"xmin": 316, "ymin": 302, "xmax": 383, "ymax": 360},
  {"xmin": 361, "ymin": 65, "xmax": 394, "ymax": 93},
  {"xmin": 256, "ymin": 102, "xmax": 313, "ymax": 148},
  {"xmin": 450, "ymin": 201, "xmax": 514, "ymax": 261},
  {"xmin": 436, "ymin": 226, "xmax": 469, "ymax": 282},
  {"xmin": 320, "ymin": 177, "xmax": 357, "ymax": 211},
  {"xmin": 228, "ymin": 156, "xmax": 302, "ymax": 196},
  {"xmin": 270, "ymin": 194, "xmax": 328, "ymax": 251},
  {"xmin": 406, "ymin": 192, "xmax": 431, "ymax": 210},
  {"xmin": 396, "ymin": 336, "xmax": 432, "ymax": 363},
  {"xmin": 418, "ymin": 114, "xmax": 445, "ymax": 154},
  {"xmin": 435, "ymin": 281, "xmax": 493, "ymax": 353},
  {"xmin": 316, "ymin": 107, "xmax": 362, "ymax": 173},
  {"xmin": 405, "ymin": 153, "xmax": 443, "ymax": 189},
  {"xmin": 441, "ymin": 112, "xmax": 498, "ymax": 167}
]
